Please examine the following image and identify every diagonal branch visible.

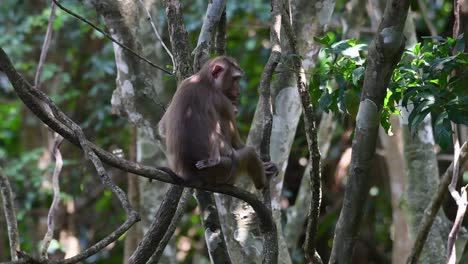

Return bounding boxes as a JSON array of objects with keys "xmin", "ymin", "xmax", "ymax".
[
  {"xmin": 0, "ymin": 168, "xmax": 20, "ymax": 261},
  {"xmin": 193, "ymin": 0, "xmax": 227, "ymax": 70},
  {"xmin": 147, "ymin": 188, "xmax": 193, "ymax": 263},
  {"xmin": 406, "ymin": 141, "xmax": 468, "ymax": 264},
  {"xmin": 51, "ymin": 0, "xmax": 172, "ymax": 75},
  {"xmin": 0, "ymin": 46, "xmax": 275, "ymax": 264},
  {"xmin": 137, "ymin": 0, "xmax": 175, "ymax": 69}
]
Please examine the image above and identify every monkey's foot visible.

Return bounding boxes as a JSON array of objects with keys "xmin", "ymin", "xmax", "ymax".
[
  {"xmin": 195, "ymin": 159, "xmax": 220, "ymax": 169},
  {"xmin": 264, "ymin": 161, "xmax": 279, "ymax": 178}
]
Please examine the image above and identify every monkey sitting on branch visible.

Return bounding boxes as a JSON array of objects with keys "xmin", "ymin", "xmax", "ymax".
[{"xmin": 159, "ymin": 56, "xmax": 277, "ymax": 189}]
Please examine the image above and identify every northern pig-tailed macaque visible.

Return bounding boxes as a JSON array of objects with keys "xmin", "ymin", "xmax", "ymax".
[{"xmin": 159, "ymin": 56, "xmax": 277, "ymax": 189}]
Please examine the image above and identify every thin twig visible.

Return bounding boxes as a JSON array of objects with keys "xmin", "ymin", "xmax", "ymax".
[
  {"xmin": 446, "ymin": 122, "xmax": 465, "ymax": 264},
  {"xmin": 34, "ymin": 1, "xmax": 57, "ymax": 89},
  {"xmin": 417, "ymin": 0, "xmax": 437, "ymax": 37},
  {"xmin": 137, "ymin": 0, "xmax": 175, "ymax": 69},
  {"xmin": 406, "ymin": 141, "xmax": 468, "ymax": 264},
  {"xmin": 40, "ymin": 136, "xmax": 64, "ymax": 259},
  {"xmin": 446, "ymin": 2, "xmax": 465, "ymax": 261},
  {"xmin": 51, "ymin": 0, "xmax": 172, "ymax": 75},
  {"xmin": 257, "ymin": 1, "xmax": 282, "ymax": 262},
  {"xmin": 281, "ymin": 2, "xmax": 322, "ymax": 262},
  {"xmin": 35, "ymin": 2, "xmax": 60, "ymax": 259},
  {"xmin": 0, "ymin": 168, "xmax": 20, "ymax": 261}
]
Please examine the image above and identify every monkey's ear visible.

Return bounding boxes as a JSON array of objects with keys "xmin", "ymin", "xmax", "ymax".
[{"xmin": 211, "ymin": 63, "xmax": 225, "ymax": 79}]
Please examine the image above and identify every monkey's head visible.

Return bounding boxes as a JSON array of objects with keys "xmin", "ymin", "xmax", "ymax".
[{"xmin": 203, "ymin": 56, "xmax": 244, "ymax": 114}]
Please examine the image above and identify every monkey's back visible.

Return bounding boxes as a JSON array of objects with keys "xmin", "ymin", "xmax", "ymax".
[{"xmin": 164, "ymin": 79, "xmax": 225, "ymax": 181}]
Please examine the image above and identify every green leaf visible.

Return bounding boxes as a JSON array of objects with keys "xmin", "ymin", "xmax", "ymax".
[
  {"xmin": 314, "ymin": 32, "xmax": 336, "ymax": 47},
  {"xmin": 380, "ymin": 109, "xmax": 392, "ymax": 134},
  {"xmin": 413, "ymin": 43, "xmax": 421, "ymax": 55},
  {"xmin": 352, "ymin": 67, "xmax": 365, "ymax": 85},
  {"xmin": 434, "ymin": 112, "xmax": 452, "ymax": 150},
  {"xmin": 319, "ymin": 90, "xmax": 333, "ymax": 112},
  {"xmin": 408, "ymin": 100, "xmax": 432, "ymax": 135}
]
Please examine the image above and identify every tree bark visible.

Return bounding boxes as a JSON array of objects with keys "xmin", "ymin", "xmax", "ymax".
[{"xmin": 329, "ymin": 1, "xmax": 410, "ymax": 263}]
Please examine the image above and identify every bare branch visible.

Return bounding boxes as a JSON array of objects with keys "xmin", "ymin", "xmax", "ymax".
[
  {"xmin": 128, "ymin": 185, "xmax": 184, "ymax": 264},
  {"xmin": 164, "ymin": 0, "xmax": 193, "ymax": 79},
  {"xmin": 281, "ymin": 2, "xmax": 322, "ymax": 261},
  {"xmin": 194, "ymin": 190, "xmax": 232, "ymax": 264},
  {"xmin": 0, "ymin": 46, "xmax": 275, "ymax": 264},
  {"xmin": 256, "ymin": 0, "xmax": 282, "ymax": 262},
  {"xmin": 148, "ymin": 189, "xmax": 192, "ymax": 263},
  {"xmin": 193, "ymin": 0, "xmax": 227, "ymax": 70},
  {"xmin": 406, "ymin": 141, "xmax": 468, "ymax": 264},
  {"xmin": 34, "ymin": 3, "xmax": 61, "ymax": 259},
  {"xmin": 0, "ymin": 168, "xmax": 20, "ymax": 261},
  {"xmin": 137, "ymin": 0, "xmax": 175, "ymax": 69},
  {"xmin": 34, "ymin": 1, "xmax": 56, "ymax": 89},
  {"xmin": 40, "ymin": 136, "xmax": 64, "ymax": 259},
  {"xmin": 258, "ymin": 0, "xmax": 281, "ymax": 163},
  {"xmin": 215, "ymin": 9, "xmax": 227, "ymax": 55},
  {"xmin": 329, "ymin": 0, "xmax": 410, "ymax": 262},
  {"xmin": 51, "ymin": 0, "xmax": 173, "ymax": 75},
  {"xmin": 417, "ymin": 0, "xmax": 437, "ymax": 37},
  {"xmin": 446, "ymin": 123, "xmax": 465, "ymax": 263}
]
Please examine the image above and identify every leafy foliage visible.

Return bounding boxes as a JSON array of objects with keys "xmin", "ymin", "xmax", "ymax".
[{"xmin": 310, "ymin": 34, "xmax": 468, "ymax": 148}]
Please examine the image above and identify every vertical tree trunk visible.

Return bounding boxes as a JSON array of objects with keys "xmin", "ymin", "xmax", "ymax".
[
  {"xmin": 330, "ymin": 1, "xmax": 410, "ymax": 263},
  {"xmin": 379, "ymin": 117, "xmax": 410, "ymax": 264},
  {"xmin": 91, "ymin": 0, "xmax": 176, "ymax": 262}
]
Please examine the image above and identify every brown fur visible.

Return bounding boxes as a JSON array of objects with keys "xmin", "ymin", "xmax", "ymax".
[{"xmin": 160, "ymin": 57, "xmax": 275, "ymax": 188}]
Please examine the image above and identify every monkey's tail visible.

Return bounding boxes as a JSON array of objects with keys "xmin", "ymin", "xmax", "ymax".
[{"xmin": 156, "ymin": 167, "xmax": 184, "ymax": 184}]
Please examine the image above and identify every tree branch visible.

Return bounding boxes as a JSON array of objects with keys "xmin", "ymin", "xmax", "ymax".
[
  {"xmin": 329, "ymin": 0, "xmax": 410, "ymax": 262},
  {"xmin": 51, "ymin": 0, "xmax": 172, "ymax": 75},
  {"xmin": 147, "ymin": 189, "xmax": 192, "ymax": 263},
  {"xmin": 406, "ymin": 141, "xmax": 468, "ymax": 264},
  {"xmin": 128, "ymin": 185, "xmax": 185, "ymax": 264},
  {"xmin": 193, "ymin": 0, "xmax": 227, "ymax": 70},
  {"xmin": 281, "ymin": 2, "xmax": 322, "ymax": 262},
  {"xmin": 256, "ymin": 0, "xmax": 282, "ymax": 263},
  {"xmin": 137, "ymin": 0, "xmax": 175, "ymax": 69},
  {"xmin": 0, "ymin": 46, "xmax": 275, "ymax": 264},
  {"xmin": 0, "ymin": 168, "xmax": 20, "ymax": 261},
  {"xmin": 40, "ymin": 136, "xmax": 64, "ymax": 259}
]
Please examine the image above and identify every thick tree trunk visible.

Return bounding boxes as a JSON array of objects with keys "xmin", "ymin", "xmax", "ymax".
[
  {"xmin": 91, "ymin": 1, "xmax": 176, "ymax": 262},
  {"xmin": 330, "ymin": 1, "xmax": 410, "ymax": 263}
]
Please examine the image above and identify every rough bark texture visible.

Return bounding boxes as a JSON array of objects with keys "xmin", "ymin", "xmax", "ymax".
[
  {"xmin": 195, "ymin": 190, "xmax": 232, "ymax": 264},
  {"xmin": 0, "ymin": 169, "xmax": 20, "ymax": 260},
  {"xmin": 215, "ymin": 1, "xmax": 335, "ymax": 263},
  {"xmin": 285, "ymin": 113, "xmax": 335, "ymax": 251},
  {"xmin": 164, "ymin": 0, "xmax": 193, "ymax": 80},
  {"xmin": 379, "ymin": 117, "xmax": 411, "ymax": 264},
  {"xmin": 329, "ymin": 1, "xmax": 410, "ymax": 263},
  {"xmin": 400, "ymin": 109, "xmax": 452, "ymax": 264},
  {"xmin": 128, "ymin": 185, "xmax": 184, "ymax": 264},
  {"xmin": 92, "ymin": 0, "xmax": 168, "ymax": 140},
  {"xmin": 91, "ymin": 1, "xmax": 177, "ymax": 262}
]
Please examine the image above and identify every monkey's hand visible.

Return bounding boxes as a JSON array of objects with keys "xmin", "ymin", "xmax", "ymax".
[
  {"xmin": 195, "ymin": 158, "xmax": 221, "ymax": 170},
  {"xmin": 264, "ymin": 161, "xmax": 279, "ymax": 179}
]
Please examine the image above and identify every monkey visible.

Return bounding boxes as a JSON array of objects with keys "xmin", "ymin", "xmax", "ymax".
[{"xmin": 159, "ymin": 56, "xmax": 277, "ymax": 189}]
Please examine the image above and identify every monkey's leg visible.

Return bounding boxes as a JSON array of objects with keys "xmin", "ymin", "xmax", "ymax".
[
  {"xmin": 234, "ymin": 146, "xmax": 267, "ymax": 189},
  {"xmin": 195, "ymin": 149, "xmax": 238, "ymax": 185},
  {"xmin": 195, "ymin": 157, "xmax": 221, "ymax": 169}
]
